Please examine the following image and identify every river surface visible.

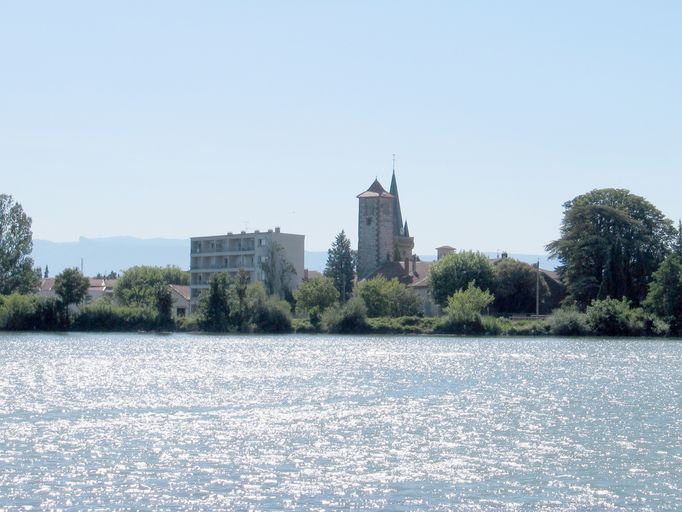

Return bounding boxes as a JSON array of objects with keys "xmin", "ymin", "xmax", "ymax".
[{"xmin": 0, "ymin": 333, "xmax": 681, "ymax": 510}]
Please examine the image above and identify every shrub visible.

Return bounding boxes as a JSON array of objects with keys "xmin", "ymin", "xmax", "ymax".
[
  {"xmin": 444, "ymin": 282, "xmax": 494, "ymax": 318},
  {"xmin": 355, "ymin": 276, "xmax": 422, "ymax": 317},
  {"xmin": 481, "ymin": 315, "xmax": 503, "ymax": 335},
  {"xmin": 321, "ymin": 296, "xmax": 369, "ymax": 334},
  {"xmin": 175, "ymin": 314, "xmax": 200, "ymax": 332},
  {"xmin": 292, "ymin": 318, "xmax": 317, "ymax": 333},
  {"xmin": 434, "ymin": 283, "xmax": 495, "ymax": 335},
  {"xmin": 585, "ymin": 297, "xmax": 642, "ymax": 336},
  {"xmin": 0, "ymin": 294, "xmax": 64, "ymax": 330},
  {"xmin": 545, "ymin": 307, "xmax": 589, "ymax": 336},
  {"xmin": 435, "ymin": 312, "xmax": 486, "ymax": 335},
  {"xmin": 253, "ymin": 297, "xmax": 292, "ymax": 333},
  {"xmin": 367, "ymin": 316, "xmax": 437, "ymax": 334},
  {"xmin": 500, "ymin": 318, "xmax": 548, "ymax": 336},
  {"xmin": 72, "ymin": 303, "xmax": 157, "ymax": 331}
]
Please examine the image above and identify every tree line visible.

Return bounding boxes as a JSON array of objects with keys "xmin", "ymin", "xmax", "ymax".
[{"xmin": 2, "ymin": 189, "xmax": 682, "ymax": 336}]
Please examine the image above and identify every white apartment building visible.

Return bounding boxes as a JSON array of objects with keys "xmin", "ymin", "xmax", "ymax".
[{"xmin": 189, "ymin": 227, "xmax": 305, "ymax": 303}]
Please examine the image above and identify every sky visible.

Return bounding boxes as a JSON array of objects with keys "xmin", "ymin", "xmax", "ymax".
[{"xmin": 2, "ymin": 1, "xmax": 681, "ymax": 257}]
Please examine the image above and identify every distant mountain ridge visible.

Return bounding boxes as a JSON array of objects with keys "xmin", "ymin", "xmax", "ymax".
[
  {"xmin": 32, "ymin": 237, "xmax": 190, "ymax": 277},
  {"xmin": 32, "ymin": 237, "xmax": 557, "ymax": 277}
]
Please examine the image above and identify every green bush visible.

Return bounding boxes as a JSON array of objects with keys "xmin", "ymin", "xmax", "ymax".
[
  {"xmin": 444, "ymin": 282, "xmax": 494, "ymax": 318},
  {"xmin": 637, "ymin": 311, "xmax": 670, "ymax": 337},
  {"xmin": 292, "ymin": 318, "xmax": 317, "ymax": 333},
  {"xmin": 481, "ymin": 315, "xmax": 503, "ymax": 335},
  {"xmin": 585, "ymin": 298, "xmax": 642, "ymax": 336},
  {"xmin": 355, "ymin": 276, "xmax": 422, "ymax": 317},
  {"xmin": 500, "ymin": 318, "xmax": 548, "ymax": 336},
  {"xmin": 367, "ymin": 316, "xmax": 437, "ymax": 334},
  {"xmin": 0, "ymin": 294, "xmax": 65, "ymax": 330},
  {"xmin": 435, "ymin": 312, "xmax": 486, "ymax": 335},
  {"xmin": 72, "ymin": 303, "xmax": 158, "ymax": 331},
  {"xmin": 545, "ymin": 307, "xmax": 589, "ymax": 336},
  {"xmin": 321, "ymin": 296, "xmax": 369, "ymax": 334},
  {"xmin": 175, "ymin": 314, "xmax": 200, "ymax": 332},
  {"xmin": 253, "ymin": 297, "xmax": 293, "ymax": 333}
]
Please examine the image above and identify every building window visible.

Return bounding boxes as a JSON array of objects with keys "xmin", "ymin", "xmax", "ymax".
[
  {"xmin": 176, "ymin": 307, "xmax": 186, "ymax": 317},
  {"xmin": 366, "ymin": 217, "xmax": 372, "ymax": 225}
]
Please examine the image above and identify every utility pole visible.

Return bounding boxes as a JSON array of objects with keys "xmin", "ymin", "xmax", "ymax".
[{"xmin": 536, "ymin": 258, "xmax": 540, "ymax": 317}]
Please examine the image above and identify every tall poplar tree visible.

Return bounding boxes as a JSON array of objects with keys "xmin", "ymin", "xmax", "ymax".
[{"xmin": 324, "ymin": 230, "xmax": 356, "ymax": 303}]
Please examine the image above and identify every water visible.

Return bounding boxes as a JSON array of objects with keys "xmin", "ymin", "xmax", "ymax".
[{"xmin": 0, "ymin": 333, "xmax": 681, "ymax": 510}]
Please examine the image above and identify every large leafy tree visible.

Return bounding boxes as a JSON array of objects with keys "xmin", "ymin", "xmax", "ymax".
[
  {"xmin": 674, "ymin": 220, "xmax": 682, "ymax": 257},
  {"xmin": 354, "ymin": 276, "xmax": 422, "ymax": 317},
  {"xmin": 492, "ymin": 258, "xmax": 550, "ymax": 314},
  {"xmin": 54, "ymin": 267, "xmax": 89, "ymax": 308},
  {"xmin": 115, "ymin": 265, "xmax": 188, "ymax": 308},
  {"xmin": 0, "ymin": 194, "xmax": 39, "ymax": 294},
  {"xmin": 547, "ymin": 189, "xmax": 675, "ymax": 307},
  {"xmin": 429, "ymin": 251, "xmax": 495, "ymax": 307},
  {"xmin": 294, "ymin": 276, "xmax": 339, "ymax": 315},
  {"xmin": 324, "ymin": 230, "xmax": 355, "ymax": 303}
]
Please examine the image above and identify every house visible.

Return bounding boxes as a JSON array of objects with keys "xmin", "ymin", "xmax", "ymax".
[
  {"xmin": 38, "ymin": 278, "xmax": 117, "ymax": 303},
  {"xmin": 169, "ymin": 284, "xmax": 190, "ymax": 317}
]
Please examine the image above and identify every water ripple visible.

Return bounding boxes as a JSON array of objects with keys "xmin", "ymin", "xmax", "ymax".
[{"xmin": 0, "ymin": 333, "xmax": 681, "ymax": 510}]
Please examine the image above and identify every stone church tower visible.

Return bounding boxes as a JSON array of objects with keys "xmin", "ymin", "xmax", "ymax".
[{"xmin": 357, "ymin": 171, "xmax": 414, "ymax": 279}]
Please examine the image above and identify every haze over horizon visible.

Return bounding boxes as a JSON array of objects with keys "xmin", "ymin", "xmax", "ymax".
[{"xmin": 3, "ymin": 2, "xmax": 681, "ymax": 256}]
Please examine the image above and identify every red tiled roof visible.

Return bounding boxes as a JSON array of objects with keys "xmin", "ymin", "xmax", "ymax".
[{"xmin": 169, "ymin": 284, "xmax": 191, "ymax": 301}]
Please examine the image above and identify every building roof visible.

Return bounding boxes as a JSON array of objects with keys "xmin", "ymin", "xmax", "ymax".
[
  {"xmin": 357, "ymin": 179, "xmax": 393, "ymax": 199},
  {"xmin": 363, "ymin": 259, "xmax": 434, "ymax": 287},
  {"xmin": 38, "ymin": 278, "xmax": 117, "ymax": 294},
  {"xmin": 169, "ymin": 284, "xmax": 191, "ymax": 301},
  {"xmin": 389, "ymin": 171, "xmax": 404, "ymax": 235},
  {"xmin": 303, "ymin": 269, "xmax": 323, "ymax": 281}
]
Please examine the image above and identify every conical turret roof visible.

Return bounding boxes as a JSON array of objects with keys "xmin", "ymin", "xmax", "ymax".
[
  {"xmin": 357, "ymin": 178, "xmax": 393, "ymax": 198},
  {"xmin": 390, "ymin": 171, "xmax": 404, "ymax": 236}
]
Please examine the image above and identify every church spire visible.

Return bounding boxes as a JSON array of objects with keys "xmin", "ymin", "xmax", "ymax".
[{"xmin": 389, "ymin": 156, "xmax": 404, "ymax": 236}]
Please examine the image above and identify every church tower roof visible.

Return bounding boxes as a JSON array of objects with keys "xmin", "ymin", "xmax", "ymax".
[
  {"xmin": 390, "ymin": 170, "xmax": 404, "ymax": 236},
  {"xmin": 357, "ymin": 178, "xmax": 393, "ymax": 198}
]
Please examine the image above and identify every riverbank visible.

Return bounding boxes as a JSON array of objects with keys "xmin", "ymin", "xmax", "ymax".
[{"xmin": 0, "ymin": 293, "xmax": 675, "ymax": 337}]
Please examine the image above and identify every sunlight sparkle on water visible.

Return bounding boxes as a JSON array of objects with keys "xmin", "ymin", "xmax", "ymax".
[{"xmin": 0, "ymin": 333, "xmax": 681, "ymax": 510}]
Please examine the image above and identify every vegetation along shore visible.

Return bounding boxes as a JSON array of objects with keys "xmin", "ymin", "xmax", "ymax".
[{"xmin": 1, "ymin": 187, "xmax": 682, "ymax": 337}]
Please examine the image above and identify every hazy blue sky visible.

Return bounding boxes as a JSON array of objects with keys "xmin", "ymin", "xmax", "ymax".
[{"xmin": 2, "ymin": 1, "xmax": 681, "ymax": 256}]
